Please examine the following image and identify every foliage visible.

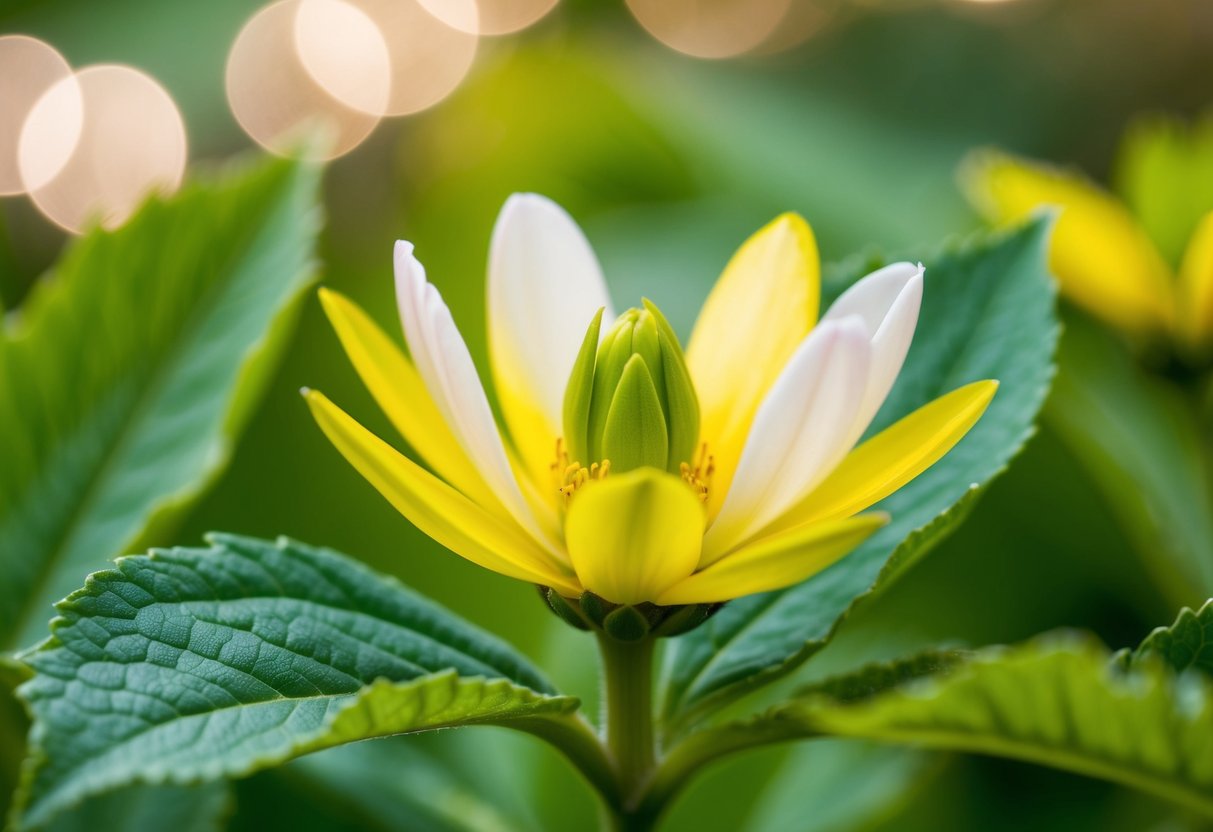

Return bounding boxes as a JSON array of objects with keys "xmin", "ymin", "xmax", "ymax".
[
  {"xmin": 654, "ymin": 615, "xmax": 1213, "ymax": 822},
  {"xmin": 11, "ymin": 535, "xmax": 597, "ymax": 830},
  {"xmin": 1121, "ymin": 599, "xmax": 1213, "ymax": 675},
  {"xmin": 0, "ymin": 157, "xmax": 321, "ymax": 651}
]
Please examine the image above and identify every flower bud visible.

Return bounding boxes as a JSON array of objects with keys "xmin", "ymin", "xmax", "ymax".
[{"xmin": 563, "ymin": 300, "xmax": 700, "ymax": 475}]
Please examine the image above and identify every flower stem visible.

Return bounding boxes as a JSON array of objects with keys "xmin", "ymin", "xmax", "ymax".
[{"xmin": 597, "ymin": 633, "xmax": 658, "ymax": 830}]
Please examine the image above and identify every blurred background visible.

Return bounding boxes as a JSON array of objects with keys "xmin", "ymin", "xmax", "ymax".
[{"xmin": 2, "ymin": 0, "xmax": 1212, "ymax": 828}]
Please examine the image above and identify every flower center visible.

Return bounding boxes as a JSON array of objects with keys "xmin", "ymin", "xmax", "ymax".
[
  {"xmin": 551, "ymin": 438, "xmax": 611, "ymax": 502},
  {"xmin": 550, "ymin": 437, "xmax": 712, "ymax": 504},
  {"xmin": 679, "ymin": 442, "xmax": 714, "ymax": 504}
]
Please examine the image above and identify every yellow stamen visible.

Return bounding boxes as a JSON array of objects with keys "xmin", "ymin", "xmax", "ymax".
[
  {"xmin": 554, "ymin": 436, "xmax": 708, "ymax": 504},
  {"xmin": 558, "ymin": 459, "xmax": 611, "ymax": 500},
  {"xmin": 553, "ymin": 437, "xmax": 614, "ymax": 501},
  {"xmin": 680, "ymin": 442, "xmax": 714, "ymax": 503}
]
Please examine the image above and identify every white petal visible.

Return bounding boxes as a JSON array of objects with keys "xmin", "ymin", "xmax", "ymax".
[
  {"xmin": 823, "ymin": 262, "xmax": 923, "ymax": 440},
  {"xmin": 701, "ymin": 317, "xmax": 871, "ymax": 562},
  {"xmin": 394, "ymin": 241, "xmax": 558, "ymax": 551},
  {"xmin": 488, "ymin": 194, "xmax": 614, "ymax": 476}
]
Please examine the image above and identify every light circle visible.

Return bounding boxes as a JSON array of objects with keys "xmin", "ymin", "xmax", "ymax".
[
  {"xmin": 19, "ymin": 65, "xmax": 187, "ymax": 234},
  {"xmin": 0, "ymin": 35, "xmax": 74, "ymax": 196},
  {"xmin": 350, "ymin": 0, "xmax": 479, "ymax": 116},
  {"xmin": 226, "ymin": 0, "xmax": 382, "ymax": 161},
  {"xmin": 294, "ymin": 0, "xmax": 391, "ymax": 117},
  {"xmin": 626, "ymin": 0, "xmax": 793, "ymax": 60},
  {"xmin": 415, "ymin": 0, "xmax": 556, "ymax": 37}
]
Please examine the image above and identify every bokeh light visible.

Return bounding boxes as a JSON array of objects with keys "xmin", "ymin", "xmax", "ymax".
[
  {"xmin": 226, "ymin": 0, "xmax": 383, "ymax": 161},
  {"xmin": 751, "ymin": 0, "xmax": 836, "ymax": 55},
  {"xmin": 18, "ymin": 65, "xmax": 187, "ymax": 234},
  {"xmin": 626, "ymin": 0, "xmax": 793, "ymax": 60},
  {"xmin": 415, "ymin": 0, "xmax": 556, "ymax": 37},
  {"xmin": 294, "ymin": 0, "xmax": 391, "ymax": 116},
  {"xmin": 0, "ymin": 35, "xmax": 73, "ymax": 196},
  {"xmin": 346, "ymin": 0, "xmax": 479, "ymax": 116}
]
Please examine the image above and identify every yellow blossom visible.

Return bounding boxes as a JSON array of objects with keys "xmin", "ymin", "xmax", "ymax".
[
  {"xmin": 961, "ymin": 135, "xmax": 1213, "ymax": 352},
  {"xmin": 305, "ymin": 194, "xmax": 996, "ymax": 608}
]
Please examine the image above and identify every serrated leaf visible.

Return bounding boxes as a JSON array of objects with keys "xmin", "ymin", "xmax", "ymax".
[
  {"xmin": 673, "ymin": 637, "xmax": 1213, "ymax": 819},
  {"xmin": 797, "ymin": 650, "xmax": 967, "ymax": 705},
  {"xmin": 12, "ymin": 535, "xmax": 585, "ymax": 830},
  {"xmin": 795, "ymin": 637, "xmax": 1213, "ymax": 817},
  {"xmin": 660, "ymin": 221, "xmax": 1057, "ymax": 732},
  {"xmin": 0, "ymin": 157, "xmax": 321, "ymax": 651},
  {"xmin": 1047, "ymin": 314, "xmax": 1213, "ymax": 601},
  {"xmin": 1126, "ymin": 599, "xmax": 1213, "ymax": 676}
]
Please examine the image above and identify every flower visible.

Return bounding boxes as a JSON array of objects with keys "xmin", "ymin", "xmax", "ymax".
[
  {"xmin": 304, "ymin": 194, "xmax": 996, "ymax": 609},
  {"xmin": 961, "ymin": 117, "xmax": 1213, "ymax": 353}
]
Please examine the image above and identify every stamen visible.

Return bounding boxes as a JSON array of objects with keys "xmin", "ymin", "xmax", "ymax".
[
  {"xmin": 680, "ymin": 442, "xmax": 714, "ymax": 503},
  {"xmin": 549, "ymin": 438, "xmax": 568, "ymax": 477},
  {"xmin": 553, "ymin": 437, "xmax": 613, "ymax": 502},
  {"xmin": 551, "ymin": 438, "xmax": 708, "ymax": 504}
]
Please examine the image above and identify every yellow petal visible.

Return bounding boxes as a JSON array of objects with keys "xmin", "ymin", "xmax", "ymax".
[
  {"xmin": 565, "ymin": 469, "xmax": 704, "ymax": 605},
  {"xmin": 656, "ymin": 514, "xmax": 886, "ymax": 605},
  {"xmin": 1177, "ymin": 211, "xmax": 1213, "ymax": 349},
  {"xmin": 765, "ymin": 380, "xmax": 998, "ymax": 535},
  {"xmin": 686, "ymin": 213, "xmax": 819, "ymax": 518},
  {"xmin": 305, "ymin": 389, "xmax": 580, "ymax": 595},
  {"xmin": 318, "ymin": 288, "xmax": 503, "ymax": 513},
  {"xmin": 961, "ymin": 149, "xmax": 1173, "ymax": 334}
]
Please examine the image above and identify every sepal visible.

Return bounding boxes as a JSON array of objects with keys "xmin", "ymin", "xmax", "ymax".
[{"xmin": 541, "ymin": 589, "xmax": 720, "ymax": 640}]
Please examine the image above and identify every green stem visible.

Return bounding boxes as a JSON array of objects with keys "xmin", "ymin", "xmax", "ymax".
[
  {"xmin": 518, "ymin": 712, "xmax": 621, "ymax": 811},
  {"xmin": 597, "ymin": 634, "xmax": 658, "ymax": 830},
  {"xmin": 634, "ymin": 721, "xmax": 801, "ymax": 821}
]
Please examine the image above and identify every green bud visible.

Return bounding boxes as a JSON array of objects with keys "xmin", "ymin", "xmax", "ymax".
[
  {"xmin": 602, "ymin": 604, "xmax": 651, "ymax": 641},
  {"xmin": 579, "ymin": 591, "xmax": 610, "ymax": 627},
  {"xmin": 563, "ymin": 302, "xmax": 700, "ymax": 474},
  {"xmin": 651, "ymin": 602, "xmax": 721, "ymax": 637},
  {"xmin": 542, "ymin": 588, "xmax": 591, "ymax": 631},
  {"xmin": 546, "ymin": 591, "xmax": 718, "ymax": 638}
]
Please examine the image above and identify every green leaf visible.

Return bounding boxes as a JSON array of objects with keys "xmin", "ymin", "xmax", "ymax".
[
  {"xmin": 41, "ymin": 784, "xmax": 232, "ymax": 832},
  {"xmin": 742, "ymin": 741, "xmax": 937, "ymax": 832},
  {"xmin": 798, "ymin": 650, "xmax": 966, "ymax": 705},
  {"xmin": 794, "ymin": 637, "xmax": 1213, "ymax": 817},
  {"xmin": 232, "ymin": 739, "xmax": 521, "ymax": 832},
  {"xmin": 663, "ymin": 637, "xmax": 1213, "ymax": 819},
  {"xmin": 1124, "ymin": 599, "xmax": 1213, "ymax": 676},
  {"xmin": 660, "ymin": 220, "xmax": 1058, "ymax": 732},
  {"xmin": 1047, "ymin": 314, "xmax": 1213, "ymax": 602},
  {"xmin": 12, "ymin": 535, "xmax": 591, "ymax": 830},
  {"xmin": 1115, "ymin": 112, "xmax": 1213, "ymax": 268},
  {"xmin": 0, "ymin": 156, "xmax": 322, "ymax": 651}
]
